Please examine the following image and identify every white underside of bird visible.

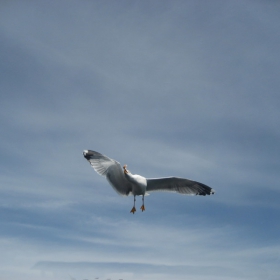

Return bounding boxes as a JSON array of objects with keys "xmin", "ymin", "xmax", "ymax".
[{"xmin": 83, "ymin": 150, "xmax": 215, "ymax": 214}]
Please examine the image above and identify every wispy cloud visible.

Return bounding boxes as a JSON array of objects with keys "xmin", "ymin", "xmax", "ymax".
[{"xmin": 1, "ymin": 1, "xmax": 280, "ymax": 280}]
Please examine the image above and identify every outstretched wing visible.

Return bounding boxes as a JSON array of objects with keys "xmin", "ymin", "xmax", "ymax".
[
  {"xmin": 83, "ymin": 150, "xmax": 132, "ymax": 196},
  {"xmin": 146, "ymin": 177, "xmax": 215, "ymax": 196}
]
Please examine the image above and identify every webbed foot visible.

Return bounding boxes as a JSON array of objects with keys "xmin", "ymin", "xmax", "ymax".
[
  {"xmin": 130, "ymin": 206, "xmax": 136, "ymax": 214},
  {"xmin": 140, "ymin": 205, "xmax": 145, "ymax": 212}
]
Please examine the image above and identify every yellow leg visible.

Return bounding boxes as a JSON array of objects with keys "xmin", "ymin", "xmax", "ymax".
[
  {"xmin": 130, "ymin": 195, "xmax": 136, "ymax": 214},
  {"xmin": 140, "ymin": 195, "xmax": 145, "ymax": 212}
]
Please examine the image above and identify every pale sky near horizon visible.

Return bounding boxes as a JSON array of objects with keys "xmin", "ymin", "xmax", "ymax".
[{"xmin": 1, "ymin": 1, "xmax": 280, "ymax": 280}]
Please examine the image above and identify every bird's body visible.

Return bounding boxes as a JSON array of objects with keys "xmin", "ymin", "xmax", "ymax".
[
  {"xmin": 124, "ymin": 172, "xmax": 147, "ymax": 196},
  {"xmin": 83, "ymin": 150, "xmax": 215, "ymax": 213}
]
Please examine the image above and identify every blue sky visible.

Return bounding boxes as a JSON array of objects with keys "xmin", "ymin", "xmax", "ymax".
[{"xmin": 0, "ymin": 1, "xmax": 280, "ymax": 279}]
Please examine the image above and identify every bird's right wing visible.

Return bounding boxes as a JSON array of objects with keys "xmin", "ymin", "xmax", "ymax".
[
  {"xmin": 83, "ymin": 150, "xmax": 132, "ymax": 196},
  {"xmin": 146, "ymin": 177, "xmax": 215, "ymax": 196}
]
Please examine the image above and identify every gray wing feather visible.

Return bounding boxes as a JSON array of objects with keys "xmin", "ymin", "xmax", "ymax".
[
  {"xmin": 83, "ymin": 150, "xmax": 132, "ymax": 196},
  {"xmin": 146, "ymin": 177, "xmax": 215, "ymax": 196}
]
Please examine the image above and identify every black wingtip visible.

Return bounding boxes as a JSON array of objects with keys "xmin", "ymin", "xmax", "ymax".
[
  {"xmin": 197, "ymin": 183, "xmax": 215, "ymax": 196},
  {"xmin": 197, "ymin": 185, "xmax": 215, "ymax": 196},
  {"xmin": 83, "ymin": 150, "xmax": 91, "ymax": 160}
]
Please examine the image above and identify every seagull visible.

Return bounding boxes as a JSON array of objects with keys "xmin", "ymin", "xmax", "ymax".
[{"xmin": 83, "ymin": 150, "xmax": 215, "ymax": 214}]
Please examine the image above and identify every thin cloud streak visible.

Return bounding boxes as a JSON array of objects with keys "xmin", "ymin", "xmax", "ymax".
[{"xmin": 0, "ymin": 1, "xmax": 280, "ymax": 280}]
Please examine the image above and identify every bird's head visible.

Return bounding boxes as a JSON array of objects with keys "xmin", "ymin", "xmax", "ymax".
[
  {"xmin": 123, "ymin": 165, "xmax": 130, "ymax": 174},
  {"xmin": 123, "ymin": 165, "xmax": 140, "ymax": 184}
]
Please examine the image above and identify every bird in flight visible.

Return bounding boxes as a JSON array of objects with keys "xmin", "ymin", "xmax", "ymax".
[{"xmin": 83, "ymin": 150, "xmax": 215, "ymax": 214}]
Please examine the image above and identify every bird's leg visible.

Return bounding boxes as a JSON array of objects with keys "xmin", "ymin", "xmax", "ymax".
[
  {"xmin": 140, "ymin": 195, "xmax": 145, "ymax": 212},
  {"xmin": 130, "ymin": 195, "xmax": 136, "ymax": 214}
]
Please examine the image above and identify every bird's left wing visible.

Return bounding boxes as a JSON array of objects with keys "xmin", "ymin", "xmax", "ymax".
[
  {"xmin": 146, "ymin": 177, "xmax": 215, "ymax": 196},
  {"xmin": 83, "ymin": 150, "xmax": 132, "ymax": 196}
]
